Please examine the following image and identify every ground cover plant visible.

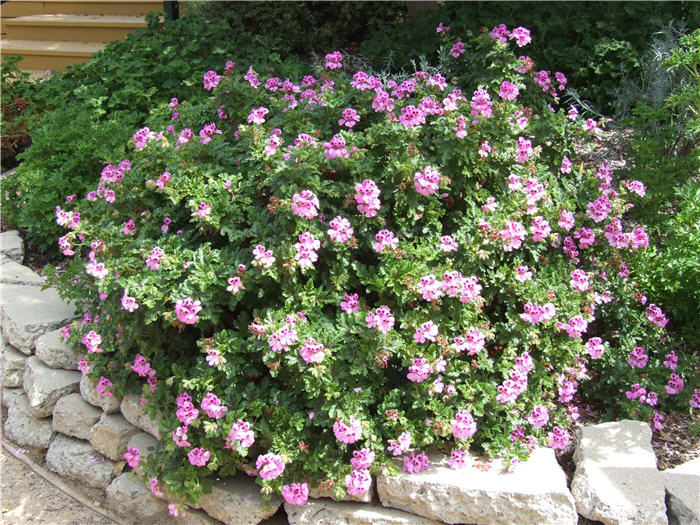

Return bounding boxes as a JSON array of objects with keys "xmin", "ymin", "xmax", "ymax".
[{"xmin": 47, "ymin": 23, "xmax": 699, "ymax": 509}]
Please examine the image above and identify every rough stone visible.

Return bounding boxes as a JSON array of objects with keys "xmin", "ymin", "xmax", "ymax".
[
  {"xmin": 571, "ymin": 420, "xmax": 667, "ymax": 525},
  {"xmin": 198, "ymin": 476, "xmax": 282, "ymax": 525},
  {"xmin": 126, "ymin": 432, "xmax": 158, "ymax": 476},
  {"xmin": 89, "ymin": 412, "xmax": 140, "ymax": 461},
  {"xmin": 0, "ymin": 231, "xmax": 24, "ymax": 263},
  {"xmin": 309, "ymin": 483, "xmax": 374, "ymax": 503},
  {"xmin": 1, "ymin": 386, "xmax": 24, "ymax": 408},
  {"xmin": 0, "ymin": 261, "xmax": 46, "ymax": 286},
  {"xmin": 377, "ymin": 448, "xmax": 577, "ymax": 525},
  {"xmin": 1, "ymin": 341, "xmax": 27, "ymax": 387},
  {"xmin": 80, "ymin": 373, "xmax": 122, "ymax": 413},
  {"xmin": 52, "ymin": 392, "xmax": 102, "ymax": 440},
  {"xmin": 164, "ymin": 508, "xmax": 225, "ymax": 525},
  {"xmin": 3, "ymin": 391, "xmax": 54, "ymax": 448},
  {"xmin": 120, "ymin": 393, "xmax": 162, "ymax": 438},
  {"xmin": 286, "ymin": 499, "xmax": 441, "ymax": 525},
  {"xmin": 0, "ymin": 283, "xmax": 76, "ymax": 354},
  {"xmin": 665, "ymin": 457, "xmax": 700, "ymax": 525},
  {"xmin": 35, "ymin": 328, "xmax": 80, "ymax": 370},
  {"xmin": 46, "ymin": 433, "xmax": 116, "ymax": 489},
  {"xmin": 106, "ymin": 473, "xmax": 170, "ymax": 522},
  {"xmin": 22, "ymin": 355, "xmax": 80, "ymax": 418}
]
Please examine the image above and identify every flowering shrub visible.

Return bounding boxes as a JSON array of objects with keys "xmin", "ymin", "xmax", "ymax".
[{"xmin": 50, "ymin": 25, "xmax": 697, "ymax": 505}]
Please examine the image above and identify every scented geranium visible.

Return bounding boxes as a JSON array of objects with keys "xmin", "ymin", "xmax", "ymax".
[{"xmin": 52, "ymin": 23, "xmax": 696, "ymax": 507}]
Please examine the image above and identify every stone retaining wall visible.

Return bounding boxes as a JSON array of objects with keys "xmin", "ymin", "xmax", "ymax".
[{"xmin": 1, "ymin": 230, "xmax": 698, "ymax": 525}]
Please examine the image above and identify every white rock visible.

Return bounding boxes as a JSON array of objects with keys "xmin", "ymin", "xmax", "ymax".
[
  {"xmin": 46, "ymin": 433, "xmax": 116, "ymax": 489},
  {"xmin": 571, "ymin": 420, "xmax": 667, "ymax": 525},
  {"xmin": 665, "ymin": 457, "xmax": 700, "ymax": 525},
  {"xmin": 309, "ymin": 482, "xmax": 373, "ymax": 503},
  {"xmin": 1, "ymin": 341, "xmax": 27, "ymax": 387},
  {"xmin": 121, "ymin": 393, "xmax": 162, "ymax": 438},
  {"xmin": 286, "ymin": 499, "xmax": 441, "ymax": 525},
  {"xmin": 377, "ymin": 448, "xmax": 577, "ymax": 525},
  {"xmin": 52, "ymin": 392, "xmax": 102, "ymax": 440},
  {"xmin": 0, "ymin": 261, "xmax": 45, "ymax": 286},
  {"xmin": 1, "ymin": 386, "xmax": 24, "ymax": 408},
  {"xmin": 22, "ymin": 355, "xmax": 80, "ymax": 417},
  {"xmin": 0, "ymin": 231, "xmax": 24, "ymax": 263},
  {"xmin": 3, "ymin": 391, "xmax": 54, "ymax": 448},
  {"xmin": 198, "ymin": 476, "xmax": 282, "ymax": 525},
  {"xmin": 89, "ymin": 412, "xmax": 140, "ymax": 461},
  {"xmin": 106, "ymin": 473, "xmax": 170, "ymax": 522},
  {"xmin": 0, "ymin": 283, "xmax": 76, "ymax": 353},
  {"xmin": 35, "ymin": 328, "xmax": 80, "ymax": 370},
  {"xmin": 165, "ymin": 508, "xmax": 225, "ymax": 525},
  {"xmin": 80, "ymin": 373, "xmax": 121, "ymax": 413}
]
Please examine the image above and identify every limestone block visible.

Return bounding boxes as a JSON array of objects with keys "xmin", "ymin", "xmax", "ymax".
[
  {"xmin": 0, "ymin": 283, "xmax": 76, "ymax": 353},
  {"xmin": 0, "ymin": 231, "xmax": 24, "ymax": 263},
  {"xmin": 35, "ymin": 328, "xmax": 80, "ymax": 370},
  {"xmin": 377, "ymin": 448, "xmax": 577, "ymax": 525},
  {"xmin": 22, "ymin": 355, "xmax": 80, "ymax": 417},
  {"xmin": 665, "ymin": 457, "xmax": 700, "ymax": 525},
  {"xmin": 121, "ymin": 393, "xmax": 162, "ymax": 438},
  {"xmin": 165, "ymin": 508, "xmax": 225, "ymax": 525},
  {"xmin": 286, "ymin": 499, "xmax": 441, "ymax": 525},
  {"xmin": 46, "ymin": 433, "xmax": 116, "ymax": 489},
  {"xmin": 1, "ymin": 386, "xmax": 24, "ymax": 408},
  {"xmin": 571, "ymin": 420, "xmax": 667, "ymax": 525},
  {"xmin": 3, "ymin": 391, "xmax": 54, "ymax": 448},
  {"xmin": 52, "ymin": 392, "xmax": 102, "ymax": 440},
  {"xmin": 198, "ymin": 476, "xmax": 282, "ymax": 525},
  {"xmin": 1, "ymin": 341, "xmax": 27, "ymax": 387},
  {"xmin": 0, "ymin": 261, "xmax": 45, "ymax": 286},
  {"xmin": 89, "ymin": 412, "xmax": 140, "ymax": 461},
  {"xmin": 106, "ymin": 473, "xmax": 170, "ymax": 522},
  {"xmin": 80, "ymin": 373, "xmax": 121, "ymax": 413}
]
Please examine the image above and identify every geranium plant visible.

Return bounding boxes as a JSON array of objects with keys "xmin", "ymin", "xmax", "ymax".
[{"xmin": 50, "ymin": 24, "xmax": 698, "ymax": 507}]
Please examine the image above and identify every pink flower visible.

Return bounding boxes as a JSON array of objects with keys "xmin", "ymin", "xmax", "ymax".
[
  {"xmin": 403, "ymin": 451, "xmax": 430, "ymax": 474},
  {"xmin": 350, "ymin": 448, "xmax": 375, "ymax": 470},
  {"xmin": 299, "ymin": 337, "xmax": 325, "ymax": 363},
  {"xmin": 413, "ymin": 321, "xmax": 438, "ymax": 344},
  {"xmin": 172, "ymin": 425, "xmax": 191, "ymax": 448},
  {"xmin": 282, "ymin": 483, "xmax": 309, "ymax": 505},
  {"xmin": 365, "ymin": 306, "xmax": 395, "ymax": 333},
  {"xmin": 96, "ymin": 376, "xmax": 113, "ymax": 397},
  {"xmin": 470, "ymin": 89, "xmax": 493, "ymax": 118},
  {"xmin": 247, "ymin": 106, "xmax": 269, "ymax": 125},
  {"xmin": 449, "ymin": 41, "xmax": 465, "ymax": 58},
  {"xmin": 82, "ymin": 330, "xmax": 102, "ymax": 353},
  {"xmin": 333, "ymin": 416, "xmax": 362, "ymax": 444},
  {"xmin": 665, "ymin": 374, "xmax": 685, "ymax": 395},
  {"xmin": 527, "ymin": 405, "xmax": 549, "ymax": 429},
  {"xmin": 175, "ymin": 297, "xmax": 202, "ymax": 324},
  {"xmin": 354, "ymin": 179, "xmax": 381, "ymax": 218},
  {"xmin": 515, "ymin": 136, "xmax": 533, "ymax": 163},
  {"xmin": 203, "ymin": 70, "xmax": 221, "ymax": 91},
  {"xmin": 229, "ymin": 419, "xmax": 255, "ymax": 448},
  {"xmin": 585, "ymin": 337, "xmax": 605, "ymax": 359},
  {"xmin": 324, "ymin": 134, "xmax": 350, "ymax": 159},
  {"xmin": 121, "ymin": 291, "xmax": 139, "ymax": 312},
  {"xmin": 548, "ymin": 427, "xmax": 569, "ymax": 450},
  {"xmin": 407, "ymin": 357, "xmax": 432, "ymax": 383},
  {"xmin": 227, "ymin": 276, "xmax": 245, "ymax": 294},
  {"xmin": 206, "ymin": 349, "xmax": 226, "ymax": 367},
  {"xmin": 324, "ymin": 51, "xmax": 343, "ymax": 69},
  {"xmin": 338, "ymin": 107, "xmax": 360, "ymax": 128},
  {"xmin": 328, "ymin": 216, "xmax": 354, "ymax": 243},
  {"xmin": 570, "ymin": 269, "xmax": 590, "ymax": 291},
  {"xmin": 387, "ymin": 431, "xmax": 412, "ymax": 456},
  {"xmin": 295, "ymin": 232, "xmax": 320, "ymax": 268},
  {"xmin": 198, "ymin": 123, "xmax": 221, "ymax": 145},
  {"xmin": 124, "ymin": 447, "xmax": 140, "ymax": 468},
  {"xmin": 515, "ymin": 266, "xmax": 532, "ymax": 283},
  {"xmin": 437, "ymin": 235, "xmax": 458, "ymax": 252},
  {"xmin": 345, "ymin": 469, "xmax": 372, "ymax": 495},
  {"xmin": 252, "ymin": 244, "xmax": 276, "ymax": 268},
  {"xmin": 201, "ymin": 392, "xmax": 228, "ymax": 419},
  {"xmin": 498, "ymin": 81, "xmax": 520, "ymax": 100},
  {"xmin": 491, "ymin": 23, "xmax": 510, "ymax": 43},
  {"xmin": 447, "ymin": 449, "xmax": 469, "ymax": 469},
  {"xmin": 510, "ymin": 26, "xmax": 532, "ymax": 47},
  {"xmin": 340, "ymin": 293, "xmax": 360, "ymax": 314},
  {"xmin": 372, "ymin": 230, "xmax": 399, "ymax": 252},
  {"xmin": 291, "ymin": 190, "xmax": 320, "ymax": 219},
  {"xmin": 131, "ymin": 354, "xmax": 152, "ymax": 377},
  {"xmin": 256, "ymin": 453, "xmax": 285, "ymax": 479},
  {"xmin": 188, "ymin": 447, "xmax": 211, "ymax": 467},
  {"xmin": 414, "ymin": 165, "xmax": 441, "ymax": 196},
  {"xmin": 451, "ymin": 409, "xmax": 477, "ymax": 439},
  {"xmin": 646, "ymin": 304, "xmax": 668, "ymax": 328}
]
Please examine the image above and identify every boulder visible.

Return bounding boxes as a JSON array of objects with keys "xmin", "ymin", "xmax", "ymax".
[
  {"xmin": 0, "ymin": 231, "xmax": 24, "ymax": 263},
  {"xmin": 121, "ymin": 393, "xmax": 162, "ymax": 438},
  {"xmin": 22, "ymin": 355, "xmax": 80, "ymax": 418},
  {"xmin": 126, "ymin": 432, "xmax": 159, "ymax": 476},
  {"xmin": 1, "ymin": 386, "xmax": 24, "ymax": 408},
  {"xmin": 46, "ymin": 433, "xmax": 116, "ymax": 489},
  {"xmin": 89, "ymin": 412, "xmax": 140, "ymax": 461},
  {"xmin": 571, "ymin": 420, "xmax": 667, "ymax": 525},
  {"xmin": 0, "ymin": 283, "xmax": 76, "ymax": 354},
  {"xmin": 1, "ymin": 341, "xmax": 27, "ymax": 387},
  {"xmin": 377, "ymin": 448, "xmax": 577, "ymax": 525},
  {"xmin": 664, "ymin": 457, "xmax": 700, "ymax": 525},
  {"xmin": 286, "ymin": 499, "xmax": 441, "ymax": 525},
  {"xmin": 198, "ymin": 476, "xmax": 282, "ymax": 525},
  {"xmin": 80, "ymin": 373, "xmax": 121, "ymax": 413},
  {"xmin": 0, "ymin": 261, "xmax": 45, "ymax": 286},
  {"xmin": 52, "ymin": 392, "xmax": 102, "ymax": 440},
  {"xmin": 35, "ymin": 328, "xmax": 80, "ymax": 370},
  {"xmin": 309, "ymin": 482, "xmax": 373, "ymax": 503},
  {"xmin": 3, "ymin": 391, "xmax": 54, "ymax": 448},
  {"xmin": 106, "ymin": 473, "xmax": 170, "ymax": 522}
]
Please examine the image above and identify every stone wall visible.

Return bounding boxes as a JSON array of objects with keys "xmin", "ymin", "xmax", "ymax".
[{"xmin": 1, "ymin": 230, "xmax": 697, "ymax": 525}]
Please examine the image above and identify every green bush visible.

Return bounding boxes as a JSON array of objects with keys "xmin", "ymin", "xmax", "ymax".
[{"xmin": 49, "ymin": 27, "xmax": 697, "ymax": 508}]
